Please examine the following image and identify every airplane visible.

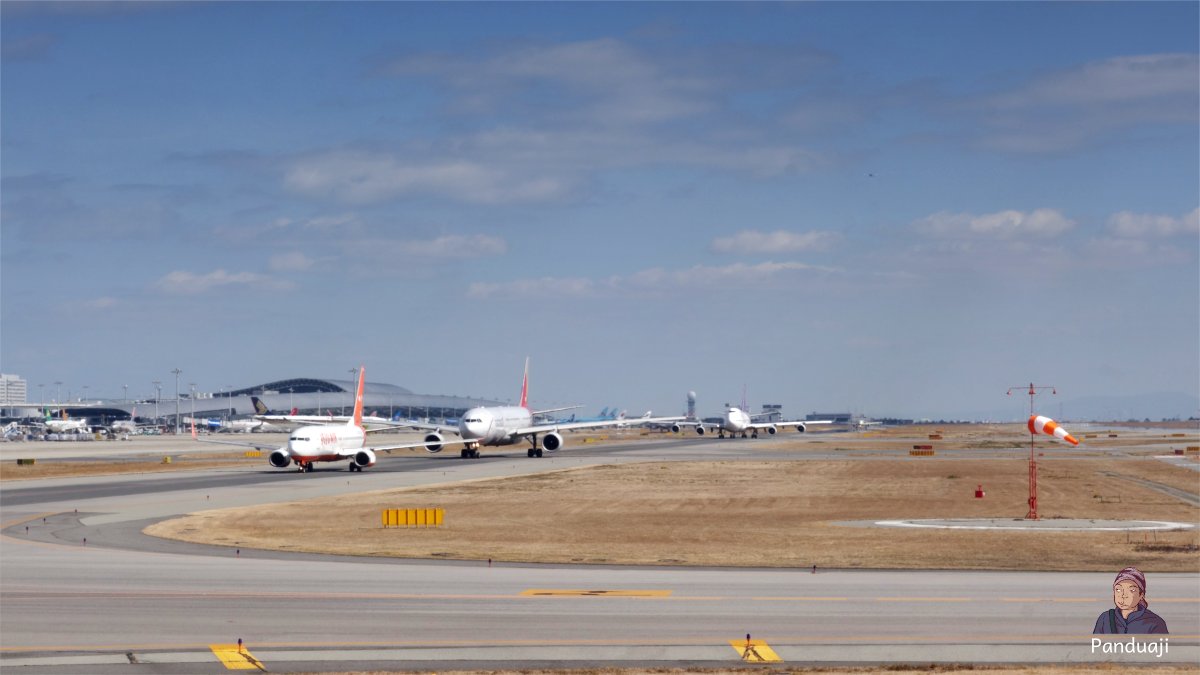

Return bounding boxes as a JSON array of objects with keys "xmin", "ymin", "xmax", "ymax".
[
  {"xmin": 194, "ymin": 367, "xmax": 456, "ymax": 472},
  {"xmin": 252, "ymin": 396, "xmax": 402, "ymax": 430},
  {"xmin": 672, "ymin": 405, "xmax": 830, "ymax": 439},
  {"xmin": 386, "ymin": 358, "xmax": 684, "ymax": 458},
  {"xmin": 41, "ymin": 410, "xmax": 91, "ymax": 434},
  {"xmin": 109, "ymin": 408, "xmax": 159, "ymax": 435}
]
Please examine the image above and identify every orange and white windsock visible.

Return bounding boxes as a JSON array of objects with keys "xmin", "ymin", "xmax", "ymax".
[{"xmin": 1028, "ymin": 415, "xmax": 1079, "ymax": 446}]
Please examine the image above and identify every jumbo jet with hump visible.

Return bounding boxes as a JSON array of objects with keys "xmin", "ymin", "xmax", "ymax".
[
  {"xmin": 674, "ymin": 405, "xmax": 830, "ymax": 438},
  {"xmin": 391, "ymin": 359, "xmax": 683, "ymax": 458},
  {"xmin": 194, "ymin": 367, "xmax": 450, "ymax": 472}
]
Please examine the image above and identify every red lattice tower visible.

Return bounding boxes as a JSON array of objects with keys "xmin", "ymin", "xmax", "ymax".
[{"xmin": 1006, "ymin": 383, "xmax": 1056, "ymax": 520}]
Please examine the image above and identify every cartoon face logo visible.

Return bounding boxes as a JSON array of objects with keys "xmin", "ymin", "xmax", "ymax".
[
  {"xmin": 1093, "ymin": 566, "xmax": 1169, "ymax": 634},
  {"xmin": 1114, "ymin": 579, "xmax": 1144, "ymax": 614}
]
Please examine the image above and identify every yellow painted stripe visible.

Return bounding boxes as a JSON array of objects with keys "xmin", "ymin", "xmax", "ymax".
[
  {"xmin": 521, "ymin": 589, "xmax": 672, "ymax": 597},
  {"xmin": 209, "ymin": 644, "xmax": 266, "ymax": 671},
  {"xmin": 730, "ymin": 638, "xmax": 783, "ymax": 662},
  {"xmin": 875, "ymin": 596, "xmax": 972, "ymax": 602}
]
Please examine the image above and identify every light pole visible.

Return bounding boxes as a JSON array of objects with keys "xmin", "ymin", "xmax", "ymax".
[
  {"xmin": 37, "ymin": 383, "xmax": 44, "ymax": 404},
  {"xmin": 346, "ymin": 368, "xmax": 356, "ymax": 414},
  {"xmin": 152, "ymin": 381, "xmax": 161, "ymax": 422},
  {"xmin": 189, "ymin": 383, "xmax": 196, "ymax": 424},
  {"xmin": 288, "ymin": 387, "xmax": 293, "ymax": 413},
  {"xmin": 123, "ymin": 384, "xmax": 128, "ymax": 404},
  {"xmin": 171, "ymin": 368, "xmax": 182, "ymax": 434},
  {"xmin": 54, "ymin": 381, "xmax": 62, "ymax": 403},
  {"xmin": 227, "ymin": 386, "xmax": 233, "ymax": 420},
  {"xmin": 82, "ymin": 385, "xmax": 88, "ymax": 403}
]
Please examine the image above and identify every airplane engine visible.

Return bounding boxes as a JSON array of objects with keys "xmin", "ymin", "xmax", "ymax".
[
  {"xmin": 766, "ymin": 425, "xmax": 777, "ymax": 435},
  {"xmin": 795, "ymin": 424, "xmax": 806, "ymax": 433},
  {"xmin": 670, "ymin": 423, "xmax": 682, "ymax": 433},
  {"xmin": 695, "ymin": 426, "xmax": 706, "ymax": 435},
  {"xmin": 542, "ymin": 431, "xmax": 564, "ymax": 452},
  {"xmin": 268, "ymin": 450, "xmax": 292, "ymax": 468},
  {"xmin": 423, "ymin": 432, "xmax": 444, "ymax": 453},
  {"xmin": 353, "ymin": 449, "xmax": 376, "ymax": 469}
]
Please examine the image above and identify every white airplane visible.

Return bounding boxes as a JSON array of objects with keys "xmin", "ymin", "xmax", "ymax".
[
  {"xmin": 194, "ymin": 367, "xmax": 452, "ymax": 472},
  {"xmin": 42, "ymin": 413, "xmax": 90, "ymax": 433},
  {"xmin": 395, "ymin": 359, "xmax": 684, "ymax": 458},
  {"xmin": 673, "ymin": 406, "xmax": 830, "ymax": 439}
]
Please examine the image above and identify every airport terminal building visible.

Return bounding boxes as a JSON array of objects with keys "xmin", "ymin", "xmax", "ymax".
[{"xmin": 2, "ymin": 376, "xmax": 502, "ymax": 427}]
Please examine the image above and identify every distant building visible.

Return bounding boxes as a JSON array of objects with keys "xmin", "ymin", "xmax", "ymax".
[
  {"xmin": 761, "ymin": 404, "xmax": 782, "ymax": 423},
  {"xmin": 808, "ymin": 411, "xmax": 852, "ymax": 424},
  {"xmin": 0, "ymin": 374, "xmax": 27, "ymax": 405}
]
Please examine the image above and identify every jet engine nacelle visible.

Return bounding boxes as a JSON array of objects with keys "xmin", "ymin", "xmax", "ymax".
[
  {"xmin": 423, "ymin": 432, "xmax": 444, "ymax": 453},
  {"xmin": 268, "ymin": 450, "xmax": 292, "ymax": 468},
  {"xmin": 695, "ymin": 426, "xmax": 706, "ymax": 435},
  {"xmin": 542, "ymin": 431, "xmax": 563, "ymax": 452},
  {"xmin": 795, "ymin": 424, "xmax": 806, "ymax": 433},
  {"xmin": 353, "ymin": 449, "xmax": 376, "ymax": 469},
  {"xmin": 670, "ymin": 423, "xmax": 682, "ymax": 433},
  {"xmin": 766, "ymin": 425, "xmax": 777, "ymax": 435}
]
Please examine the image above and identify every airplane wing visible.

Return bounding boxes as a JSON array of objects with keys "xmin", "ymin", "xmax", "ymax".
[
  {"xmin": 748, "ymin": 419, "xmax": 833, "ymax": 431},
  {"xmin": 511, "ymin": 415, "xmax": 686, "ymax": 437},
  {"xmin": 360, "ymin": 419, "xmax": 463, "ymax": 436},
  {"xmin": 192, "ymin": 435, "xmax": 282, "ymax": 452},
  {"xmin": 255, "ymin": 413, "xmax": 340, "ymax": 425},
  {"xmin": 530, "ymin": 404, "xmax": 583, "ymax": 416}
]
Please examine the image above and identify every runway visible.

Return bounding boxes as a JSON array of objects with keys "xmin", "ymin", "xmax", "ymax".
[{"xmin": 2, "ymin": 435, "xmax": 1197, "ymax": 672}]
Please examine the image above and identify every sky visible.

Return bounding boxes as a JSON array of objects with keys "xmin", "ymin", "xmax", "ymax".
[{"xmin": 2, "ymin": 2, "xmax": 1197, "ymax": 421}]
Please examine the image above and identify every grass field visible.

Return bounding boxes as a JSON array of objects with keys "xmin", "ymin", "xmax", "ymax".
[{"xmin": 146, "ymin": 456, "xmax": 1199, "ymax": 572}]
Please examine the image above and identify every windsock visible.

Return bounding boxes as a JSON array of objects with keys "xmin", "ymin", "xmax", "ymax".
[{"xmin": 1028, "ymin": 415, "xmax": 1079, "ymax": 446}]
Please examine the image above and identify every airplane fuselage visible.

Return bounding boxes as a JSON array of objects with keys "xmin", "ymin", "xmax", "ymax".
[
  {"xmin": 285, "ymin": 423, "xmax": 365, "ymax": 462},
  {"xmin": 722, "ymin": 407, "xmax": 753, "ymax": 433},
  {"xmin": 459, "ymin": 405, "xmax": 533, "ymax": 446}
]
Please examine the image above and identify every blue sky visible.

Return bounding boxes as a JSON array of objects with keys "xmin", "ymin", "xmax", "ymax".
[{"xmin": 2, "ymin": 2, "xmax": 1197, "ymax": 420}]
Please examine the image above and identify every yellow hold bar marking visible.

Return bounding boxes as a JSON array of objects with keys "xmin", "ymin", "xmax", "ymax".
[
  {"xmin": 730, "ymin": 638, "xmax": 783, "ymax": 662},
  {"xmin": 209, "ymin": 644, "xmax": 266, "ymax": 671},
  {"xmin": 521, "ymin": 589, "xmax": 671, "ymax": 597}
]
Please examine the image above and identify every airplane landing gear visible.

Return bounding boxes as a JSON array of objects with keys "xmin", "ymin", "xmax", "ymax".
[
  {"xmin": 526, "ymin": 448, "xmax": 543, "ymax": 458},
  {"xmin": 461, "ymin": 446, "xmax": 481, "ymax": 459}
]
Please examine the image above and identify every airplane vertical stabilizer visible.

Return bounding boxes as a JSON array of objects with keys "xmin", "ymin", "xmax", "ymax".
[
  {"xmin": 352, "ymin": 366, "xmax": 365, "ymax": 429},
  {"xmin": 519, "ymin": 357, "xmax": 530, "ymax": 409}
]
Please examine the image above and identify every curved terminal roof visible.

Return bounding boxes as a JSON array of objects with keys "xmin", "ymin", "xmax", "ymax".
[{"xmin": 225, "ymin": 378, "xmax": 413, "ymax": 397}]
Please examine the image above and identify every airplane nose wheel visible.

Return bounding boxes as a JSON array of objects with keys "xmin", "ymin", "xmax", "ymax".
[{"xmin": 527, "ymin": 448, "xmax": 543, "ymax": 458}]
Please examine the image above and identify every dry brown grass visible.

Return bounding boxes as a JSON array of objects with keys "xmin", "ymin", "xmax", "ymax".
[
  {"xmin": 146, "ymin": 458, "xmax": 1199, "ymax": 572},
  {"xmin": 303, "ymin": 666, "xmax": 1199, "ymax": 675},
  {"xmin": 0, "ymin": 454, "xmax": 256, "ymax": 481}
]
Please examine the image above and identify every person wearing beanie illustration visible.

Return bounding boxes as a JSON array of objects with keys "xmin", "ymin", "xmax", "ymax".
[{"xmin": 1093, "ymin": 566, "xmax": 1169, "ymax": 634}]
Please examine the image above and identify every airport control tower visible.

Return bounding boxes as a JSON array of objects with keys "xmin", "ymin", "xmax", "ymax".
[{"xmin": 687, "ymin": 391, "xmax": 697, "ymax": 419}]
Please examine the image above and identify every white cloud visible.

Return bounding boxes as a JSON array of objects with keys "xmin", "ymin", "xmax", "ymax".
[
  {"xmin": 154, "ymin": 269, "xmax": 287, "ymax": 295},
  {"xmin": 268, "ymin": 252, "xmax": 315, "ymax": 272},
  {"xmin": 986, "ymin": 54, "xmax": 1198, "ymax": 110},
  {"xmin": 358, "ymin": 234, "xmax": 508, "ymax": 260},
  {"xmin": 711, "ymin": 229, "xmax": 838, "ymax": 254},
  {"xmin": 284, "ymin": 151, "xmax": 569, "ymax": 205},
  {"xmin": 915, "ymin": 209, "xmax": 1075, "ymax": 239},
  {"xmin": 1108, "ymin": 208, "xmax": 1199, "ymax": 238},
  {"xmin": 467, "ymin": 260, "xmax": 831, "ymax": 299},
  {"xmin": 967, "ymin": 53, "xmax": 1198, "ymax": 153},
  {"xmin": 84, "ymin": 297, "xmax": 118, "ymax": 310},
  {"xmin": 381, "ymin": 38, "xmax": 711, "ymax": 126}
]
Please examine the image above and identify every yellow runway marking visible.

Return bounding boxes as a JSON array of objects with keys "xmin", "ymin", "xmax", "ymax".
[
  {"xmin": 210, "ymin": 644, "xmax": 266, "ymax": 671},
  {"xmin": 521, "ymin": 589, "xmax": 672, "ymax": 597},
  {"xmin": 730, "ymin": 638, "xmax": 783, "ymax": 662}
]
